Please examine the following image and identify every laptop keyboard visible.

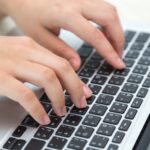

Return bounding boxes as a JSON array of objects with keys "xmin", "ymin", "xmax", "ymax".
[{"xmin": 2, "ymin": 30, "xmax": 150, "ymax": 150}]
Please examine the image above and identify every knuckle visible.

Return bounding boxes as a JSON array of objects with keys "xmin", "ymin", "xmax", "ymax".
[{"xmin": 59, "ymin": 59, "xmax": 71, "ymax": 72}]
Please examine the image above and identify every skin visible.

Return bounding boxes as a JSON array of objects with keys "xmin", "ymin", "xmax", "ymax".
[{"xmin": 0, "ymin": 0, "xmax": 125, "ymax": 125}]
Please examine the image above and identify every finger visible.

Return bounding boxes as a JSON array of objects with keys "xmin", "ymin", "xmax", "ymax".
[
  {"xmin": 26, "ymin": 47, "xmax": 92, "ymax": 108},
  {"xmin": 32, "ymin": 26, "xmax": 81, "ymax": 70},
  {"xmin": 82, "ymin": 1, "xmax": 125, "ymax": 57},
  {"xmin": 12, "ymin": 61, "xmax": 66, "ymax": 117},
  {"xmin": 63, "ymin": 14, "xmax": 125, "ymax": 69},
  {"xmin": 0, "ymin": 72, "xmax": 50, "ymax": 125}
]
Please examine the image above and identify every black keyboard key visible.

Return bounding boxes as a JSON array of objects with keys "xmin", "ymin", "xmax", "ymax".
[
  {"xmin": 78, "ymin": 45, "xmax": 93, "ymax": 58},
  {"xmin": 68, "ymin": 137, "xmax": 87, "ymax": 150},
  {"xmin": 80, "ymin": 77, "xmax": 89, "ymax": 84},
  {"xmin": 112, "ymin": 131, "xmax": 125, "ymax": 144},
  {"xmin": 143, "ymin": 49, "xmax": 150, "ymax": 56},
  {"xmin": 137, "ymin": 88, "xmax": 148, "ymax": 98},
  {"xmin": 103, "ymin": 85, "xmax": 119, "ymax": 95},
  {"xmin": 108, "ymin": 144, "xmax": 119, "ymax": 150},
  {"xmin": 125, "ymin": 51, "xmax": 140, "ymax": 59},
  {"xmin": 116, "ymin": 92, "xmax": 133, "ymax": 103},
  {"xmin": 133, "ymin": 65, "xmax": 148, "ymax": 74},
  {"xmin": 114, "ymin": 68, "xmax": 130, "ymax": 76},
  {"xmin": 75, "ymin": 125, "xmax": 94, "ymax": 138},
  {"xmin": 91, "ymin": 52, "xmax": 103, "ymax": 60},
  {"xmin": 127, "ymin": 74, "xmax": 143, "ymax": 84},
  {"xmin": 138, "ymin": 56, "xmax": 150, "ymax": 65},
  {"xmin": 71, "ymin": 106, "xmax": 89, "ymax": 115},
  {"xmin": 110, "ymin": 102, "xmax": 128, "ymax": 114},
  {"xmin": 103, "ymin": 113, "xmax": 122, "ymax": 125},
  {"xmin": 48, "ymin": 136, "xmax": 67, "ymax": 149},
  {"xmin": 98, "ymin": 62, "xmax": 113, "ymax": 75},
  {"xmin": 108, "ymin": 76, "xmax": 125, "ymax": 85},
  {"xmin": 82, "ymin": 114, "xmax": 101, "ymax": 127},
  {"xmin": 41, "ymin": 102, "xmax": 51, "ymax": 113},
  {"xmin": 21, "ymin": 115, "xmax": 39, "ymax": 128},
  {"xmin": 143, "ymin": 78, "xmax": 150, "ymax": 88},
  {"xmin": 124, "ymin": 59, "xmax": 135, "ymax": 68},
  {"xmin": 135, "ymin": 32, "xmax": 150, "ymax": 43},
  {"xmin": 130, "ymin": 42, "xmax": 144, "ymax": 51},
  {"xmin": 122, "ymin": 83, "xmax": 138, "ymax": 93},
  {"xmin": 64, "ymin": 114, "xmax": 82, "ymax": 126},
  {"xmin": 92, "ymin": 75, "xmax": 107, "ymax": 85},
  {"xmin": 87, "ymin": 95, "xmax": 95, "ymax": 105},
  {"xmin": 12, "ymin": 126, "xmax": 26, "ymax": 137},
  {"xmin": 96, "ymin": 94, "xmax": 113, "ymax": 105},
  {"xmin": 12, "ymin": 139, "xmax": 26, "ymax": 150},
  {"xmin": 79, "ymin": 68, "xmax": 95, "ymax": 77},
  {"xmin": 119, "ymin": 120, "xmax": 131, "ymax": 131},
  {"xmin": 125, "ymin": 108, "xmax": 137, "ymax": 119},
  {"xmin": 65, "ymin": 96, "xmax": 73, "ymax": 107},
  {"xmin": 131, "ymin": 98, "xmax": 143, "ymax": 108},
  {"xmin": 46, "ymin": 116, "xmax": 61, "ymax": 128},
  {"xmin": 3, "ymin": 137, "xmax": 16, "ymax": 149},
  {"xmin": 125, "ymin": 30, "xmax": 136, "ymax": 43},
  {"xmin": 34, "ymin": 127, "xmax": 53, "ymax": 140},
  {"xmin": 97, "ymin": 123, "xmax": 115, "ymax": 136},
  {"xmin": 56, "ymin": 125, "xmax": 75, "ymax": 137},
  {"xmin": 90, "ymin": 135, "xmax": 109, "ymax": 148},
  {"xmin": 40, "ymin": 94, "xmax": 50, "ymax": 103},
  {"xmin": 24, "ymin": 139, "xmax": 45, "ymax": 150},
  {"xmin": 88, "ymin": 84, "xmax": 101, "ymax": 95},
  {"xmin": 86, "ymin": 147, "xmax": 99, "ymax": 150},
  {"xmin": 89, "ymin": 104, "xmax": 107, "ymax": 116},
  {"xmin": 85, "ymin": 60, "xmax": 100, "ymax": 69}
]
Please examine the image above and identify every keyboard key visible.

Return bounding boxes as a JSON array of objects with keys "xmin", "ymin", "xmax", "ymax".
[
  {"xmin": 125, "ymin": 51, "xmax": 140, "ymax": 59},
  {"xmin": 64, "ymin": 114, "xmax": 82, "ymax": 126},
  {"xmin": 125, "ymin": 108, "xmax": 137, "ymax": 119},
  {"xmin": 41, "ymin": 102, "xmax": 51, "ymax": 113},
  {"xmin": 46, "ymin": 116, "xmax": 61, "ymax": 128},
  {"xmin": 88, "ymin": 84, "xmax": 101, "ymax": 95},
  {"xmin": 3, "ymin": 137, "xmax": 16, "ymax": 149},
  {"xmin": 40, "ymin": 94, "xmax": 50, "ymax": 103},
  {"xmin": 86, "ymin": 147, "xmax": 99, "ymax": 150},
  {"xmin": 22, "ymin": 115, "xmax": 39, "ymax": 128},
  {"xmin": 89, "ymin": 104, "xmax": 107, "ymax": 116},
  {"xmin": 11, "ymin": 139, "xmax": 26, "ymax": 150},
  {"xmin": 24, "ymin": 139, "xmax": 45, "ymax": 150},
  {"xmin": 135, "ymin": 32, "xmax": 150, "ymax": 43},
  {"xmin": 97, "ymin": 123, "xmax": 115, "ymax": 136},
  {"xmin": 91, "ymin": 75, "xmax": 107, "ymax": 85},
  {"xmin": 124, "ymin": 59, "xmax": 135, "ymax": 68},
  {"xmin": 96, "ymin": 94, "xmax": 113, "ymax": 105},
  {"xmin": 116, "ymin": 92, "xmax": 133, "ymax": 103},
  {"xmin": 125, "ymin": 30, "xmax": 136, "ymax": 43},
  {"xmin": 71, "ymin": 106, "xmax": 89, "ymax": 115},
  {"xmin": 110, "ymin": 102, "xmax": 128, "ymax": 114},
  {"xmin": 114, "ymin": 68, "xmax": 130, "ymax": 76},
  {"xmin": 65, "ymin": 96, "xmax": 73, "ymax": 107},
  {"xmin": 82, "ymin": 114, "xmax": 101, "ymax": 127},
  {"xmin": 119, "ymin": 120, "xmax": 131, "ymax": 131},
  {"xmin": 79, "ymin": 68, "xmax": 95, "ymax": 77},
  {"xmin": 12, "ymin": 126, "xmax": 26, "ymax": 137},
  {"xmin": 98, "ymin": 62, "xmax": 113, "ymax": 75},
  {"xmin": 138, "ymin": 56, "xmax": 150, "ymax": 65},
  {"xmin": 131, "ymin": 98, "xmax": 143, "ymax": 108},
  {"xmin": 34, "ymin": 127, "xmax": 54, "ymax": 140},
  {"xmin": 108, "ymin": 144, "xmax": 119, "ymax": 150},
  {"xmin": 91, "ymin": 52, "xmax": 103, "ymax": 60},
  {"xmin": 112, "ymin": 131, "xmax": 125, "ymax": 144},
  {"xmin": 143, "ymin": 49, "xmax": 150, "ymax": 56},
  {"xmin": 137, "ymin": 88, "xmax": 148, "ymax": 98},
  {"xmin": 80, "ymin": 77, "xmax": 89, "ymax": 84},
  {"xmin": 122, "ymin": 83, "xmax": 138, "ymax": 93},
  {"xmin": 127, "ymin": 74, "xmax": 143, "ymax": 84},
  {"xmin": 48, "ymin": 136, "xmax": 67, "ymax": 149},
  {"xmin": 133, "ymin": 65, "xmax": 148, "ymax": 75},
  {"xmin": 68, "ymin": 137, "xmax": 87, "ymax": 150},
  {"xmin": 103, "ymin": 113, "xmax": 122, "ymax": 125},
  {"xmin": 85, "ymin": 60, "xmax": 100, "ymax": 69},
  {"xmin": 90, "ymin": 135, "xmax": 109, "ymax": 148},
  {"xmin": 56, "ymin": 125, "xmax": 75, "ymax": 137},
  {"xmin": 108, "ymin": 76, "xmax": 125, "ymax": 85},
  {"xmin": 78, "ymin": 45, "xmax": 93, "ymax": 58},
  {"xmin": 143, "ymin": 78, "xmax": 150, "ymax": 88},
  {"xmin": 75, "ymin": 125, "xmax": 94, "ymax": 138},
  {"xmin": 102, "ymin": 85, "xmax": 119, "ymax": 95},
  {"xmin": 87, "ymin": 95, "xmax": 95, "ymax": 105},
  {"xmin": 130, "ymin": 42, "xmax": 144, "ymax": 51}
]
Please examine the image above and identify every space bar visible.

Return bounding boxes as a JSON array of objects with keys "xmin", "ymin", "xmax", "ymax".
[{"xmin": 24, "ymin": 139, "xmax": 45, "ymax": 150}]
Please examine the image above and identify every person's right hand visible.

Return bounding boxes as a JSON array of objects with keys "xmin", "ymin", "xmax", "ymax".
[{"xmin": 0, "ymin": 36, "xmax": 92, "ymax": 125}]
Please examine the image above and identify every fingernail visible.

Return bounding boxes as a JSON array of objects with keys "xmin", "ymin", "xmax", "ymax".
[
  {"xmin": 80, "ymin": 96, "xmax": 87, "ymax": 108},
  {"xmin": 116, "ymin": 58, "xmax": 126, "ymax": 68},
  {"xmin": 42, "ymin": 115, "xmax": 50, "ymax": 125},
  {"xmin": 83, "ymin": 85, "xmax": 92, "ymax": 97}
]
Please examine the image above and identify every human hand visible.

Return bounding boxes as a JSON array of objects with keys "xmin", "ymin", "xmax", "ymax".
[
  {"xmin": 1, "ymin": 0, "xmax": 125, "ymax": 70},
  {"xmin": 0, "ymin": 36, "xmax": 92, "ymax": 125}
]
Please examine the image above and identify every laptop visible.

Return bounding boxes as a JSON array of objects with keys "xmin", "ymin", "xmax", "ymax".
[{"xmin": 0, "ymin": 22, "xmax": 150, "ymax": 150}]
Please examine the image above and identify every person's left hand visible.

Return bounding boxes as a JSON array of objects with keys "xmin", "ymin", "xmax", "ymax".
[{"xmin": 1, "ymin": 0, "xmax": 125, "ymax": 70}]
